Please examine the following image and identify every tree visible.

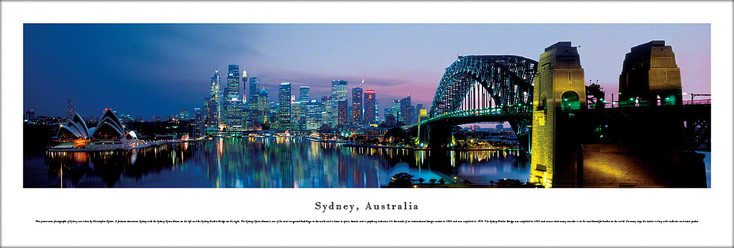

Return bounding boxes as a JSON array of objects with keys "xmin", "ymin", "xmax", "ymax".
[
  {"xmin": 417, "ymin": 178, "xmax": 425, "ymax": 184},
  {"xmin": 319, "ymin": 124, "xmax": 332, "ymax": 133},
  {"xmin": 384, "ymin": 127, "xmax": 406, "ymax": 144},
  {"xmin": 489, "ymin": 180, "xmax": 495, "ymax": 186},
  {"xmin": 429, "ymin": 178, "xmax": 437, "ymax": 184},
  {"xmin": 389, "ymin": 172, "xmax": 415, "ymax": 188},
  {"xmin": 437, "ymin": 178, "xmax": 446, "ymax": 185}
]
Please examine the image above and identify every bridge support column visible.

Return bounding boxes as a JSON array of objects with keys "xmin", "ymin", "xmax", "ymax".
[{"xmin": 530, "ymin": 42, "xmax": 587, "ymax": 188}]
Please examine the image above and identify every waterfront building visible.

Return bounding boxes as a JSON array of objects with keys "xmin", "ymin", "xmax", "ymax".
[
  {"xmin": 52, "ymin": 109, "xmax": 141, "ymax": 150},
  {"xmin": 363, "ymin": 90, "xmax": 376, "ymax": 124},
  {"xmin": 278, "ymin": 83, "xmax": 291, "ymax": 130}
]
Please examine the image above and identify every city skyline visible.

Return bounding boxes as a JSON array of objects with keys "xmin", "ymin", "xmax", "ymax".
[{"xmin": 24, "ymin": 24, "xmax": 710, "ymax": 118}]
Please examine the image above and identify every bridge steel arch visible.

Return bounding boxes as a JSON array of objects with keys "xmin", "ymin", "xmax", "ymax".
[{"xmin": 425, "ymin": 55, "xmax": 538, "ymax": 152}]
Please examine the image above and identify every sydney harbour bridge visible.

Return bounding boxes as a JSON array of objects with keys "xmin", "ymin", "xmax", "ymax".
[{"xmin": 413, "ymin": 41, "xmax": 711, "ymax": 188}]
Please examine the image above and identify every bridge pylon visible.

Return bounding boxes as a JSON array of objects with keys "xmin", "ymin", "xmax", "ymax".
[{"xmin": 530, "ymin": 42, "xmax": 587, "ymax": 188}]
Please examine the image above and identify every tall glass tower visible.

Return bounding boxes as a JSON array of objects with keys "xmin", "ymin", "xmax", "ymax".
[
  {"xmin": 299, "ymin": 86, "xmax": 310, "ymax": 102},
  {"xmin": 248, "ymin": 77, "xmax": 260, "ymax": 103},
  {"xmin": 352, "ymin": 87, "xmax": 363, "ymax": 124},
  {"xmin": 226, "ymin": 65, "xmax": 240, "ymax": 100},
  {"xmin": 278, "ymin": 83, "xmax": 292, "ymax": 130},
  {"xmin": 331, "ymin": 80, "xmax": 348, "ymax": 124},
  {"xmin": 364, "ymin": 90, "xmax": 376, "ymax": 125},
  {"xmin": 209, "ymin": 69, "xmax": 221, "ymax": 129}
]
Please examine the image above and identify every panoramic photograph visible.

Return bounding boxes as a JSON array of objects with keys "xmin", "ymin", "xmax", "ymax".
[{"xmin": 23, "ymin": 24, "xmax": 711, "ymax": 188}]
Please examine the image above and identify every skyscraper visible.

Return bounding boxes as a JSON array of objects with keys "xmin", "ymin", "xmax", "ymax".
[
  {"xmin": 364, "ymin": 90, "xmax": 376, "ymax": 124},
  {"xmin": 248, "ymin": 77, "xmax": 260, "ymax": 124},
  {"xmin": 300, "ymin": 86, "xmax": 310, "ymax": 102},
  {"xmin": 291, "ymin": 100, "xmax": 305, "ymax": 130},
  {"xmin": 248, "ymin": 77, "xmax": 260, "ymax": 103},
  {"xmin": 225, "ymin": 99, "xmax": 244, "ymax": 131},
  {"xmin": 352, "ymin": 87, "xmax": 363, "ymax": 124},
  {"xmin": 66, "ymin": 98, "xmax": 75, "ymax": 120},
  {"xmin": 226, "ymin": 65, "xmax": 240, "ymax": 100},
  {"xmin": 178, "ymin": 108, "xmax": 190, "ymax": 120},
  {"xmin": 193, "ymin": 107, "xmax": 205, "ymax": 137},
  {"xmin": 399, "ymin": 95, "xmax": 415, "ymax": 125},
  {"xmin": 305, "ymin": 100, "xmax": 322, "ymax": 130},
  {"xmin": 257, "ymin": 88, "xmax": 269, "ymax": 124},
  {"xmin": 208, "ymin": 69, "xmax": 221, "ymax": 130},
  {"xmin": 391, "ymin": 100, "xmax": 401, "ymax": 123},
  {"xmin": 337, "ymin": 100, "xmax": 348, "ymax": 123},
  {"xmin": 331, "ymin": 80, "xmax": 348, "ymax": 124},
  {"xmin": 321, "ymin": 95, "xmax": 334, "ymax": 127},
  {"xmin": 400, "ymin": 95, "xmax": 412, "ymax": 125},
  {"xmin": 278, "ymin": 83, "xmax": 291, "ymax": 130},
  {"xmin": 331, "ymin": 80, "xmax": 348, "ymax": 101}
]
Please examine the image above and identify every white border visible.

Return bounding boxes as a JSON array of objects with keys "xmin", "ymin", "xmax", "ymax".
[{"xmin": 2, "ymin": 1, "xmax": 732, "ymax": 247}]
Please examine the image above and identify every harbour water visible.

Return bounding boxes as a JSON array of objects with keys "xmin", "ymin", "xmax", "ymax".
[{"xmin": 23, "ymin": 137, "xmax": 530, "ymax": 188}]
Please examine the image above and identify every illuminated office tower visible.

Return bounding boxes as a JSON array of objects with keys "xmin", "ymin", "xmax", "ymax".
[
  {"xmin": 331, "ymin": 80, "xmax": 348, "ymax": 124},
  {"xmin": 300, "ymin": 86, "xmax": 310, "ymax": 101},
  {"xmin": 352, "ymin": 87, "xmax": 363, "ymax": 124},
  {"xmin": 248, "ymin": 77, "xmax": 260, "ymax": 124},
  {"xmin": 321, "ymin": 96, "xmax": 334, "ymax": 127},
  {"xmin": 305, "ymin": 100, "xmax": 322, "ymax": 130},
  {"xmin": 257, "ymin": 88, "xmax": 269, "ymax": 124},
  {"xmin": 363, "ymin": 90, "xmax": 376, "ymax": 124},
  {"xmin": 225, "ymin": 99, "xmax": 244, "ymax": 131},
  {"xmin": 278, "ymin": 83, "xmax": 291, "ymax": 130},
  {"xmin": 400, "ymin": 95, "xmax": 412, "ymax": 125},
  {"xmin": 208, "ymin": 69, "xmax": 221, "ymax": 129},
  {"xmin": 391, "ymin": 100, "xmax": 401, "ymax": 123},
  {"xmin": 226, "ymin": 65, "xmax": 240, "ymax": 100},
  {"xmin": 291, "ymin": 100, "xmax": 305, "ymax": 130}
]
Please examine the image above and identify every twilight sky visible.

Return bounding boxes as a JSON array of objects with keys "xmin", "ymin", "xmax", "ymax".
[{"xmin": 24, "ymin": 24, "xmax": 710, "ymax": 119}]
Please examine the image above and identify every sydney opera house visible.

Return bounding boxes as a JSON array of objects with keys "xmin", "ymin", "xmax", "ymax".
[{"xmin": 50, "ymin": 109, "xmax": 145, "ymax": 151}]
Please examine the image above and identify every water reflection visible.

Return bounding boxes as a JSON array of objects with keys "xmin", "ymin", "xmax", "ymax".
[{"xmin": 28, "ymin": 137, "xmax": 529, "ymax": 188}]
